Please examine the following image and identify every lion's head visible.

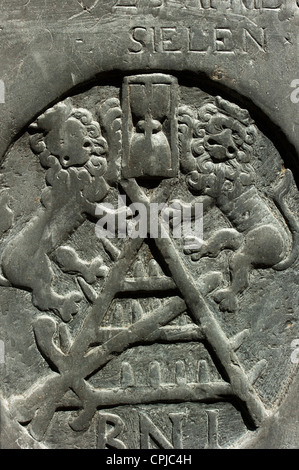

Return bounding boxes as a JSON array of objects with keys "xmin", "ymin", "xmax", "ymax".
[
  {"xmin": 30, "ymin": 98, "xmax": 108, "ymax": 177},
  {"xmin": 190, "ymin": 96, "xmax": 257, "ymax": 164},
  {"xmin": 182, "ymin": 97, "xmax": 258, "ymax": 197}
]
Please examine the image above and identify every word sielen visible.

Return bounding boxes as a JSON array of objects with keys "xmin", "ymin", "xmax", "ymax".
[
  {"xmin": 128, "ymin": 25, "xmax": 266, "ymax": 55},
  {"xmin": 95, "ymin": 196, "xmax": 203, "ymax": 249}
]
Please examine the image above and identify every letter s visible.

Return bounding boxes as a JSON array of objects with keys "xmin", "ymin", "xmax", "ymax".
[{"xmin": 129, "ymin": 27, "xmax": 147, "ymax": 53}]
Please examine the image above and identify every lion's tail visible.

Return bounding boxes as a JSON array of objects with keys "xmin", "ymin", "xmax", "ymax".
[{"xmin": 273, "ymin": 169, "xmax": 299, "ymax": 271}]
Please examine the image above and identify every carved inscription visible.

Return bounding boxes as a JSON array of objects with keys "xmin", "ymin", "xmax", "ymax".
[
  {"xmin": 113, "ymin": 0, "xmax": 287, "ymax": 13},
  {"xmin": 97, "ymin": 410, "xmax": 219, "ymax": 449},
  {"xmin": 114, "ymin": 0, "xmax": 164, "ymax": 11},
  {"xmin": 128, "ymin": 25, "xmax": 266, "ymax": 54},
  {"xmin": 186, "ymin": 0, "xmax": 285, "ymax": 9}
]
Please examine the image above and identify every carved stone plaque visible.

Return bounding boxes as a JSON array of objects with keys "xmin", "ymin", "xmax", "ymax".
[{"xmin": 0, "ymin": 0, "xmax": 298, "ymax": 450}]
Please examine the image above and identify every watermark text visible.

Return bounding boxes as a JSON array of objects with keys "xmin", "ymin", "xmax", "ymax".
[{"xmin": 95, "ymin": 197, "xmax": 203, "ymax": 250}]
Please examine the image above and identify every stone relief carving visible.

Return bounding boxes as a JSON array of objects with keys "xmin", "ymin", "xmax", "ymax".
[
  {"xmin": 0, "ymin": 74, "xmax": 298, "ymax": 449},
  {"xmin": 178, "ymin": 97, "xmax": 299, "ymax": 312},
  {"xmin": 1, "ymin": 99, "xmax": 109, "ymax": 322}
]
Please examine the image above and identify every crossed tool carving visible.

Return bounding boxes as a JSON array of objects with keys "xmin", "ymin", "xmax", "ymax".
[{"xmin": 10, "ymin": 177, "xmax": 268, "ymax": 442}]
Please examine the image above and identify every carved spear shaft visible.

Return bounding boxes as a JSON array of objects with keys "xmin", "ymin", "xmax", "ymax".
[{"xmin": 122, "ymin": 178, "xmax": 268, "ymax": 428}]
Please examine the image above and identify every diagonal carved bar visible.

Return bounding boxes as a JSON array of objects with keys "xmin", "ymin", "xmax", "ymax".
[
  {"xmin": 121, "ymin": 178, "xmax": 268, "ymax": 428},
  {"xmin": 30, "ymin": 297, "xmax": 186, "ymax": 435},
  {"xmin": 10, "ymin": 178, "xmax": 181, "ymax": 440},
  {"xmin": 69, "ymin": 296, "xmax": 187, "ymax": 431},
  {"xmin": 82, "ymin": 296, "xmax": 187, "ymax": 376}
]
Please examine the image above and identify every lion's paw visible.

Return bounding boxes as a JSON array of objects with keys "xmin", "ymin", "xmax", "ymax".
[
  {"xmin": 59, "ymin": 292, "xmax": 82, "ymax": 323},
  {"xmin": 84, "ymin": 258, "xmax": 109, "ymax": 284},
  {"xmin": 214, "ymin": 289, "xmax": 238, "ymax": 313}
]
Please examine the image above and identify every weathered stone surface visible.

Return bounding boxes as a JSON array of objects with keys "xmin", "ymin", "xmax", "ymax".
[{"xmin": 0, "ymin": 0, "xmax": 298, "ymax": 450}]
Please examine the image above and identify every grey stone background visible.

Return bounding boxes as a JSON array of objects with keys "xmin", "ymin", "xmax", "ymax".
[{"xmin": 0, "ymin": 0, "xmax": 298, "ymax": 448}]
